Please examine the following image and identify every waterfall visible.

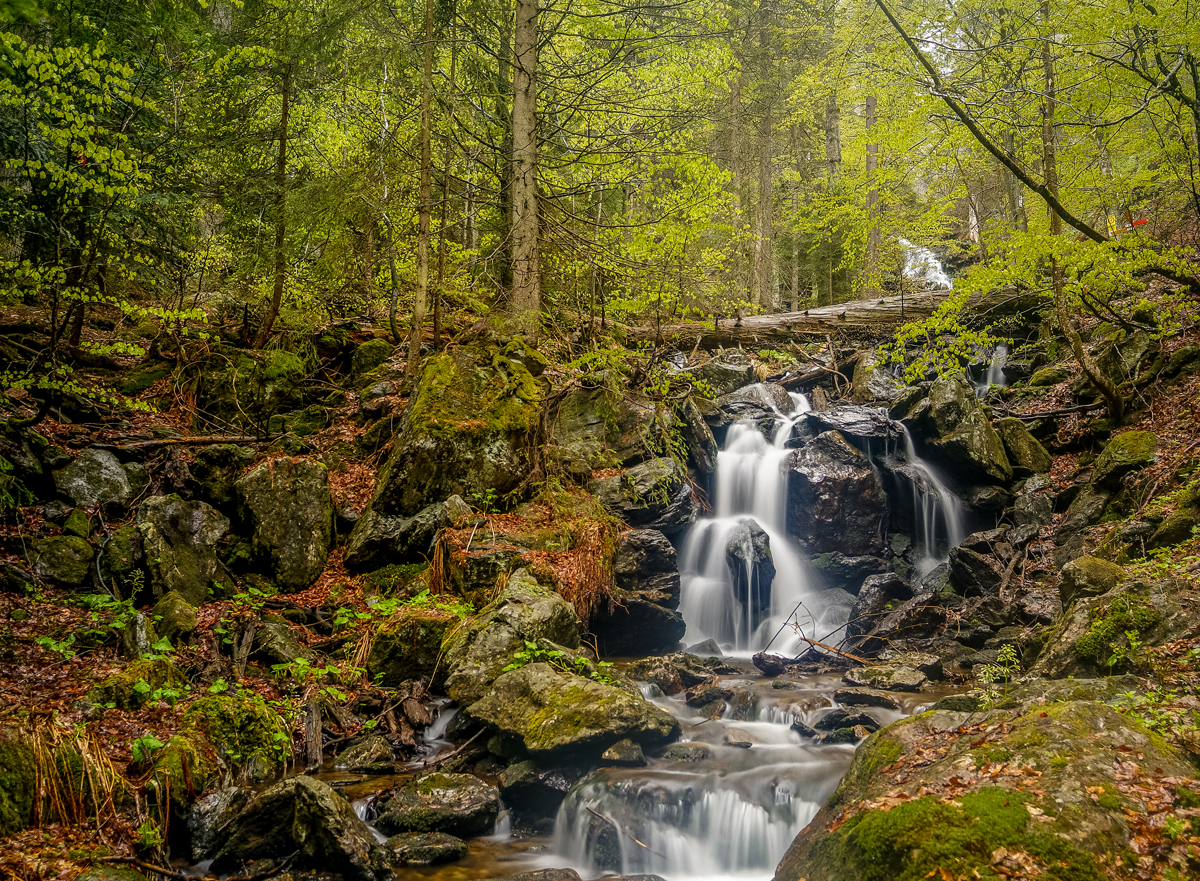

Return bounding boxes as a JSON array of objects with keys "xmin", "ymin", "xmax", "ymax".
[
  {"xmin": 898, "ymin": 428, "xmax": 965, "ymax": 575},
  {"xmin": 898, "ymin": 238, "xmax": 953, "ymax": 289},
  {"xmin": 973, "ymin": 343, "xmax": 1009, "ymax": 397},
  {"xmin": 677, "ymin": 393, "xmax": 823, "ymax": 656}
]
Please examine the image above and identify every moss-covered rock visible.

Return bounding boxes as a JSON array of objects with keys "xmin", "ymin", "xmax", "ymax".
[
  {"xmin": 151, "ymin": 590, "xmax": 198, "ymax": 642},
  {"xmin": 29, "ymin": 534, "xmax": 94, "ymax": 586},
  {"xmin": 774, "ymin": 701, "xmax": 1195, "ymax": 881},
  {"xmin": 196, "ymin": 348, "xmax": 311, "ymax": 431},
  {"xmin": 190, "ymin": 444, "xmax": 256, "ymax": 510},
  {"xmin": 138, "ymin": 495, "xmax": 233, "ymax": 606},
  {"xmin": 146, "ymin": 734, "xmax": 219, "ymax": 816},
  {"xmin": 1091, "ymin": 430, "xmax": 1156, "ymax": 490},
  {"xmin": 1029, "ymin": 364, "xmax": 1070, "ymax": 386},
  {"xmin": 368, "ymin": 346, "xmax": 541, "ymax": 519},
  {"xmin": 441, "ymin": 569, "xmax": 581, "ymax": 705},
  {"xmin": 1058, "ymin": 555, "xmax": 1126, "ymax": 606},
  {"xmin": 383, "ymin": 831, "xmax": 468, "ymax": 866},
  {"xmin": 350, "ymin": 338, "xmax": 394, "ymax": 384},
  {"xmin": 464, "ymin": 662, "xmax": 680, "ymax": 760},
  {"xmin": 910, "ymin": 376, "xmax": 1012, "ymax": 484},
  {"xmin": 344, "ymin": 495, "xmax": 471, "ymax": 571},
  {"xmin": 0, "ymin": 726, "xmax": 35, "ymax": 835},
  {"xmin": 374, "ymin": 773, "xmax": 500, "ymax": 838},
  {"xmin": 235, "ymin": 457, "xmax": 333, "ymax": 592},
  {"xmin": 368, "ymin": 607, "xmax": 459, "ymax": 686},
  {"xmin": 89, "ymin": 658, "xmax": 186, "ymax": 711},
  {"xmin": 181, "ymin": 695, "xmax": 292, "ymax": 777},
  {"xmin": 994, "ymin": 417, "xmax": 1053, "ymax": 476},
  {"xmin": 98, "ymin": 525, "xmax": 141, "ymax": 597},
  {"xmin": 62, "ymin": 507, "xmax": 91, "ymax": 538}
]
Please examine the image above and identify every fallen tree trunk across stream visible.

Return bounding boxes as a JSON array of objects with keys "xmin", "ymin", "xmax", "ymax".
[{"xmin": 623, "ymin": 290, "xmax": 952, "ymax": 348}]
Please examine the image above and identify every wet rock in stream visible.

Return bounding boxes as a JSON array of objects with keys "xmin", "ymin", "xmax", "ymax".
[{"xmin": 373, "ymin": 772, "xmax": 500, "ymax": 838}]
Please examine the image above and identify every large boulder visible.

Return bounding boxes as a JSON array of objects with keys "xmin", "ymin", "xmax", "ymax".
[
  {"xmin": 368, "ymin": 345, "xmax": 540, "ymax": 518},
  {"xmin": 189, "ymin": 444, "xmax": 255, "ymax": 511},
  {"xmin": 28, "ymin": 535, "xmax": 94, "ymax": 586},
  {"xmin": 196, "ymin": 348, "xmax": 310, "ymax": 430},
  {"xmin": 676, "ymin": 397, "xmax": 718, "ymax": 475},
  {"xmin": 850, "ymin": 348, "xmax": 903, "ymax": 403},
  {"xmin": 464, "ymin": 662, "xmax": 680, "ymax": 760},
  {"xmin": 725, "ymin": 518, "xmax": 775, "ymax": 631},
  {"xmin": 588, "ymin": 457, "xmax": 695, "ymax": 538},
  {"xmin": 589, "ymin": 592, "xmax": 686, "ymax": 656},
  {"xmin": 441, "ymin": 570, "xmax": 581, "ymax": 705},
  {"xmin": 786, "ymin": 431, "xmax": 887, "ymax": 556},
  {"xmin": 908, "ymin": 376, "xmax": 1012, "ymax": 484},
  {"xmin": 374, "ymin": 773, "xmax": 500, "ymax": 838},
  {"xmin": 847, "ymin": 573, "xmax": 911, "ymax": 637},
  {"xmin": 236, "ymin": 458, "xmax": 333, "ymax": 592},
  {"xmin": 805, "ymin": 406, "xmax": 902, "ymax": 443},
  {"xmin": 137, "ymin": 496, "xmax": 232, "ymax": 606},
  {"xmin": 1091, "ymin": 430, "xmax": 1156, "ymax": 490},
  {"xmin": 1058, "ymin": 555, "xmax": 1126, "ymax": 606},
  {"xmin": 343, "ymin": 496, "xmax": 471, "ymax": 571},
  {"xmin": 716, "ymin": 383, "xmax": 795, "ymax": 432},
  {"xmin": 549, "ymin": 388, "xmax": 676, "ymax": 476},
  {"xmin": 774, "ymin": 701, "xmax": 1194, "ymax": 881},
  {"xmin": 211, "ymin": 776, "xmax": 388, "ymax": 881},
  {"xmin": 188, "ymin": 786, "xmax": 250, "ymax": 860},
  {"xmin": 993, "ymin": 417, "xmax": 1052, "ymax": 476},
  {"xmin": 693, "ymin": 357, "xmax": 755, "ymax": 396},
  {"xmin": 52, "ymin": 448, "xmax": 146, "ymax": 511}
]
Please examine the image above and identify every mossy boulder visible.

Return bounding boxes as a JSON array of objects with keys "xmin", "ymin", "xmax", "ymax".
[
  {"xmin": 138, "ymin": 495, "xmax": 233, "ymax": 606},
  {"xmin": 910, "ymin": 376, "xmax": 1012, "ymax": 484},
  {"xmin": 850, "ymin": 348, "xmax": 904, "ymax": 403},
  {"xmin": 994, "ymin": 417, "xmax": 1052, "ymax": 476},
  {"xmin": 1031, "ymin": 576, "xmax": 1187, "ymax": 678},
  {"xmin": 1091, "ymin": 430, "xmax": 1156, "ymax": 491},
  {"xmin": 587, "ymin": 456, "xmax": 696, "ymax": 538},
  {"xmin": 1029, "ymin": 364, "xmax": 1070, "ymax": 386},
  {"xmin": 774, "ymin": 701, "xmax": 1196, "ymax": 881},
  {"xmin": 196, "ymin": 348, "xmax": 310, "ymax": 430},
  {"xmin": 29, "ymin": 534, "xmax": 94, "ymax": 586},
  {"xmin": 190, "ymin": 444, "xmax": 256, "ymax": 510},
  {"xmin": 350, "ymin": 338, "xmax": 395, "ymax": 385},
  {"xmin": 334, "ymin": 735, "xmax": 394, "ymax": 772},
  {"xmin": 344, "ymin": 495, "xmax": 472, "ymax": 571},
  {"xmin": 235, "ymin": 457, "xmax": 333, "ymax": 592},
  {"xmin": 1058, "ymin": 555, "xmax": 1126, "ymax": 606},
  {"xmin": 368, "ymin": 345, "xmax": 540, "ymax": 519},
  {"xmin": 368, "ymin": 607, "xmax": 459, "ymax": 686},
  {"xmin": 181, "ymin": 695, "xmax": 291, "ymax": 777},
  {"xmin": 464, "ymin": 662, "xmax": 680, "ymax": 761},
  {"xmin": 0, "ymin": 726, "xmax": 35, "ymax": 834},
  {"xmin": 89, "ymin": 658, "xmax": 186, "ymax": 711},
  {"xmin": 62, "ymin": 507, "xmax": 91, "ymax": 538},
  {"xmin": 374, "ymin": 772, "xmax": 500, "ymax": 838},
  {"xmin": 441, "ymin": 569, "xmax": 581, "ymax": 705},
  {"xmin": 151, "ymin": 591, "xmax": 198, "ymax": 642},
  {"xmin": 384, "ymin": 832, "xmax": 467, "ymax": 866},
  {"xmin": 146, "ymin": 734, "xmax": 219, "ymax": 816},
  {"xmin": 211, "ymin": 775, "xmax": 388, "ymax": 881}
]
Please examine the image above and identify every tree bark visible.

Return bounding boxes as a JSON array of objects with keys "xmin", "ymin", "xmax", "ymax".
[
  {"xmin": 1001, "ymin": 129, "xmax": 1028, "ymax": 232},
  {"xmin": 753, "ymin": 79, "xmax": 773, "ymax": 310},
  {"xmin": 824, "ymin": 94, "xmax": 841, "ymax": 184},
  {"xmin": 865, "ymin": 93, "xmax": 880, "ymax": 297},
  {"xmin": 254, "ymin": 64, "xmax": 292, "ymax": 349},
  {"xmin": 506, "ymin": 0, "xmax": 540, "ymax": 340},
  {"xmin": 408, "ymin": 0, "xmax": 434, "ymax": 379}
]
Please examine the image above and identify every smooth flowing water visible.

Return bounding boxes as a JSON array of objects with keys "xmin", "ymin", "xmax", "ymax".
[
  {"xmin": 898, "ymin": 238, "xmax": 953, "ymax": 289},
  {"xmin": 898, "ymin": 427, "xmax": 965, "ymax": 575},
  {"xmin": 677, "ymin": 393, "xmax": 833, "ymax": 657},
  {"xmin": 973, "ymin": 343, "xmax": 1009, "ymax": 397}
]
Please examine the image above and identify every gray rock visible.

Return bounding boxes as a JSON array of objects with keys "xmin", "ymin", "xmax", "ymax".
[
  {"xmin": 344, "ymin": 495, "xmax": 471, "ymax": 571},
  {"xmin": 716, "ymin": 383, "xmax": 795, "ymax": 429},
  {"xmin": 842, "ymin": 665, "xmax": 927, "ymax": 692},
  {"xmin": 442, "ymin": 570, "xmax": 581, "ymax": 705},
  {"xmin": 384, "ymin": 832, "xmax": 467, "ymax": 866},
  {"xmin": 850, "ymin": 349, "xmax": 904, "ymax": 403},
  {"xmin": 465, "ymin": 663, "xmax": 680, "ymax": 760},
  {"xmin": 374, "ymin": 772, "xmax": 500, "ymax": 838},
  {"xmin": 848, "ymin": 573, "xmax": 911, "ymax": 637},
  {"xmin": 188, "ymin": 786, "xmax": 250, "ymax": 860},
  {"xmin": 29, "ymin": 535, "xmax": 93, "ymax": 586},
  {"xmin": 833, "ymin": 688, "xmax": 900, "ymax": 709},
  {"xmin": 1014, "ymin": 491, "xmax": 1053, "ymax": 529},
  {"xmin": 693, "ymin": 358, "xmax": 755, "ymax": 396},
  {"xmin": 602, "ymin": 738, "xmax": 647, "ymax": 766},
  {"xmin": 211, "ymin": 775, "xmax": 388, "ymax": 881},
  {"xmin": 53, "ymin": 448, "xmax": 143, "ymax": 510},
  {"xmin": 120, "ymin": 613, "xmax": 157, "ymax": 659},
  {"xmin": 663, "ymin": 743, "xmax": 712, "ymax": 762},
  {"xmin": 907, "ymin": 376, "xmax": 1012, "ymax": 484},
  {"xmin": 684, "ymin": 638, "xmax": 723, "ymax": 657},
  {"xmin": 725, "ymin": 519, "xmax": 775, "ymax": 631},
  {"xmin": 815, "ymin": 709, "xmax": 881, "ymax": 732},
  {"xmin": 150, "ymin": 591, "xmax": 198, "ymax": 642},
  {"xmin": 236, "ymin": 458, "xmax": 333, "ymax": 591},
  {"xmin": 588, "ymin": 457, "xmax": 695, "ymax": 538},
  {"xmin": 1059, "ymin": 556, "xmax": 1126, "ymax": 606},
  {"xmin": 336, "ymin": 735, "xmax": 395, "ymax": 772},
  {"xmin": 190, "ymin": 445, "xmax": 256, "ymax": 510},
  {"xmin": 137, "ymin": 496, "xmax": 232, "ymax": 606},
  {"xmin": 251, "ymin": 620, "xmax": 318, "ymax": 668},
  {"xmin": 805, "ymin": 405, "xmax": 902, "ymax": 441},
  {"xmin": 677, "ymin": 397, "xmax": 718, "ymax": 474}
]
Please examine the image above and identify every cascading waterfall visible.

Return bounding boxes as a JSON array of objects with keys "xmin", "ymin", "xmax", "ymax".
[
  {"xmin": 677, "ymin": 391, "xmax": 826, "ymax": 656},
  {"xmin": 898, "ymin": 238, "xmax": 953, "ymax": 289},
  {"xmin": 973, "ymin": 343, "xmax": 1009, "ymax": 397},
  {"xmin": 898, "ymin": 427, "xmax": 965, "ymax": 575}
]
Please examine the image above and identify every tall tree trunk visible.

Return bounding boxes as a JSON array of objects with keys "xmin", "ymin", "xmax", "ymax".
[
  {"xmin": 255, "ymin": 64, "xmax": 292, "ymax": 348},
  {"xmin": 507, "ymin": 0, "xmax": 540, "ymax": 339},
  {"xmin": 1001, "ymin": 129, "xmax": 1028, "ymax": 232},
  {"xmin": 408, "ymin": 0, "xmax": 434, "ymax": 379},
  {"xmin": 865, "ymin": 93, "xmax": 880, "ymax": 297},
  {"xmin": 753, "ymin": 85, "xmax": 773, "ymax": 310},
  {"xmin": 1040, "ymin": 1, "xmax": 1121, "ymax": 423},
  {"xmin": 495, "ymin": 5, "xmax": 514, "ymax": 291},
  {"xmin": 791, "ymin": 186, "xmax": 799, "ymax": 311},
  {"xmin": 824, "ymin": 94, "xmax": 841, "ymax": 184},
  {"xmin": 730, "ymin": 73, "xmax": 743, "ymax": 207}
]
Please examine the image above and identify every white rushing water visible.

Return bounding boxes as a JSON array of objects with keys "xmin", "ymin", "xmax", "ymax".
[
  {"xmin": 973, "ymin": 343, "xmax": 1009, "ymax": 397},
  {"xmin": 898, "ymin": 237, "xmax": 953, "ymax": 289},
  {"xmin": 898, "ymin": 427, "xmax": 965, "ymax": 576},
  {"xmin": 677, "ymin": 393, "xmax": 831, "ymax": 657}
]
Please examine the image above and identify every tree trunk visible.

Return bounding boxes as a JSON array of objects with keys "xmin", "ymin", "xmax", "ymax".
[
  {"xmin": 254, "ymin": 64, "xmax": 292, "ymax": 349},
  {"xmin": 1001, "ymin": 129, "xmax": 1028, "ymax": 232},
  {"xmin": 824, "ymin": 94, "xmax": 841, "ymax": 184},
  {"xmin": 753, "ymin": 85, "xmax": 773, "ymax": 310},
  {"xmin": 791, "ymin": 186, "xmax": 799, "ymax": 311},
  {"xmin": 506, "ymin": 0, "xmax": 540, "ymax": 339},
  {"xmin": 408, "ymin": 0, "xmax": 434, "ymax": 380},
  {"xmin": 1040, "ymin": 0, "xmax": 1122, "ymax": 423},
  {"xmin": 865, "ymin": 93, "xmax": 880, "ymax": 297}
]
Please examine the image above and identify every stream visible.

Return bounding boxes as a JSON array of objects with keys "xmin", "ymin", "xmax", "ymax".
[{"xmin": 285, "ymin": 393, "xmax": 966, "ymax": 880}]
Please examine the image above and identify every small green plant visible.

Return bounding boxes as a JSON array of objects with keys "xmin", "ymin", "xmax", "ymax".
[
  {"xmin": 135, "ymin": 818, "xmax": 164, "ymax": 849},
  {"xmin": 131, "ymin": 734, "xmax": 165, "ymax": 764},
  {"xmin": 502, "ymin": 640, "xmax": 617, "ymax": 685},
  {"xmin": 214, "ymin": 587, "xmax": 269, "ymax": 645},
  {"xmin": 471, "ymin": 487, "xmax": 500, "ymax": 513},
  {"xmin": 977, "ymin": 644, "xmax": 1022, "ymax": 709},
  {"xmin": 35, "ymin": 634, "xmax": 76, "ymax": 659}
]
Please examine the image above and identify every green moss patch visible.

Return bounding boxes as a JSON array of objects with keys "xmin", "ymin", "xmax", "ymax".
[
  {"xmin": 406, "ymin": 347, "xmax": 541, "ymax": 441},
  {"xmin": 181, "ymin": 695, "xmax": 291, "ymax": 771},
  {"xmin": 1072, "ymin": 593, "xmax": 1158, "ymax": 668},
  {"xmin": 0, "ymin": 730, "xmax": 35, "ymax": 834}
]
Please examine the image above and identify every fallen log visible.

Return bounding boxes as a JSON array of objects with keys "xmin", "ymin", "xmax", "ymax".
[{"xmin": 622, "ymin": 291, "xmax": 951, "ymax": 348}]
